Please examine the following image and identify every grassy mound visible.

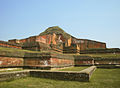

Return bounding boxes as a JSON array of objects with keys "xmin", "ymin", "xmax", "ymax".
[{"xmin": 40, "ymin": 26, "xmax": 71, "ymax": 39}]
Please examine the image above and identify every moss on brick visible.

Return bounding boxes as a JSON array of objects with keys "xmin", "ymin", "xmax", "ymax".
[
  {"xmin": 40, "ymin": 26, "xmax": 71, "ymax": 39},
  {"xmin": 0, "ymin": 47, "xmax": 50, "ymax": 57},
  {"xmin": 0, "ymin": 47, "xmax": 120, "ymax": 59}
]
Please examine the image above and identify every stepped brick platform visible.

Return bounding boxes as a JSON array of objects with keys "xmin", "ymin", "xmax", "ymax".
[{"xmin": 0, "ymin": 66, "xmax": 96, "ymax": 82}]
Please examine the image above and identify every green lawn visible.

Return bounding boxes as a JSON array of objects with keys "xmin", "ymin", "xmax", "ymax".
[
  {"xmin": 0, "ymin": 68, "xmax": 120, "ymax": 88},
  {"xmin": 85, "ymin": 53, "xmax": 120, "ymax": 58},
  {"xmin": 0, "ymin": 47, "xmax": 49, "ymax": 53},
  {"xmin": 0, "ymin": 68, "xmax": 23, "ymax": 73},
  {"xmin": 57, "ymin": 67, "xmax": 88, "ymax": 71},
  {"xmin": 74, "ymin": 53, "xmax": 120, "ymax": 58}
]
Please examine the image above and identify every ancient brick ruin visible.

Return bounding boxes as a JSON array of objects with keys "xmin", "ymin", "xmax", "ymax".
[
  {"xmin": 0, "ymin": 41, "xmax": 22, "ymax": 49},
  {"xmin": 0, "ymin": 26, "xmax": 120, "ymax": 69},
  {"xmin": 7, "ymin": 26, "xmax": 106, "ymax": 53}
]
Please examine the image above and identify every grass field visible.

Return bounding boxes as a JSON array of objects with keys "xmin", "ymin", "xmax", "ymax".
[
  {"xmin": 0, "ymin": 68, "xmax": 120, "ymax": 88},
  {"xmin": 57, "ymin": 66, "xmax": 88, "ymax": 71},
  {"xmin": 0, "ymin": 68, "xmax": 23, "ymax": 73}
]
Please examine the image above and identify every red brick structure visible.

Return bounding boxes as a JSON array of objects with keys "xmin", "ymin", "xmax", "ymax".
[
  {"xmin": 8, "ymin": 26, "xmax": 106, "ymax": 53},
  {"xmin": 75, "ymin": 57, "xmax": 120, "ymax": 67},
  {"xmin": 0, "ymin": 41, "xmax": 22, "ymax": 49},
  {"xmin": 0, "ymin": 26, "xmax": 120, "ymax": 69},
  {"xmin": 23, "ymin": 52, "xmax": 74, "ymax": 69},
  {"xmin": 0, "ymin": 57, "xmax": 23, "ymax": 67},
  {"xmin": 63, "ymin": 37, "xmax": 106, "ymax": 53}
]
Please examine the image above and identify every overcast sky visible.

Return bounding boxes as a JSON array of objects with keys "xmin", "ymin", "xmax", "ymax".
[{"xmin": 0, "ymin": 0, "xmax": 120, "ymax": 48}]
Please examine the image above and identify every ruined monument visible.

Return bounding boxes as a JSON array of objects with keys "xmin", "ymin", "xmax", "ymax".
[
  {"xmin": 8, "ymin": 26, "xmax": 106, "ymax": 54},
  {"xmin": 0, "ymin": 26, "xmax": 120, "ymax": 69}
]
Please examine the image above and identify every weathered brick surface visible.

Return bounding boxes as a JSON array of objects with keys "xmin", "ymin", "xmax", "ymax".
[
  {"xmin": 0, "ymin": 71, "xmax": 29, "ymax": 82},
  {"xmin": 75, "ymin": 60, "xmax": 93, "ymax": 65},
  {"xmin": 50, "ymin": 58, "xmax": 74, "ymax": 66},
  {"xmin": 80, "ymin": 48, "xmax": 120, "ymax": 54},
  {"xmin": 74, "ymin": 56, "xmax": 93, "ymax": 66},
  {"xmin": 0, "ymin": 57, "xmax": 23, "ymax": 67},
  {"xmin": 30, "ymin": 66, "xmax": 96, "ymax": 82},
  {"xmin": 74, "ymin": 56, "xmax": 120, "ymax": 66},
  {"xmin": 0, "ymin": 66, "xmax": 96, "ymax": 82},
  {"xmin": 0, "ymin": 41, "xmax": 22, "ymax": 49},
  {"xmin": 8, "ymin": 26, "xmax": 106, "ymax": 53},
  {"xmin": 36, "ymin": 35, "xmax": 47, "ymax": 44},
  {"xmin": 24, "ymin": 55, "xmax": 74, "ymax": 68},
  {"xmin": 80, "ymin": 66, "xmax": 96, "ymax": 78},
  {"xmin": 0, "ymin": 48, "xmax": 120, "ymax": 68},
  {"xmin": 24, "ymin": 58, "xmax": 51, "ymax": 66},
  {"xmin": 94, "ymin": 59, "xmax": 120, "ymax": 65}
]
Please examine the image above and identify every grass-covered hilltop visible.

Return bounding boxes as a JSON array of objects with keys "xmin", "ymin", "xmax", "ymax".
[{"xmin": 40, "ymin": 26, "xmax": 71, "ymax": 39}]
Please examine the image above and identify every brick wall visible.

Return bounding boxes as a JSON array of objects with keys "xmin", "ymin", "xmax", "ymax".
[
  {"xmin": 8, "ymin": 32, "xmax": 106, "ymax": 54},
  {"xmin": 74, "ymin": 56, "xmax": 93, "ymax": 66},
  {"xmin": 24, "ymin": 58, "xmax": 51, "ymax": 66},
  {"xmin": 0, "ymin": 66, "xmax": 96, "ymax": 82},
  {"xmin": 80, "ymin": 48, "xmax": 120, "ymax": 54},
  {"xmin": 50, "ymin": 58, "xmax": 74, "ymax": 67},
  {"xmin": 23, "ymin": 53, "xmax": 74, "ymax": 68},
  {"xmin": 36, "ymin": 36, "xmax": 46, "ymax": 44},
  {"xmin": 75, "ymin": 60, "xmax": 93, "ymax": 66},
  {"xmin": 30, "ymin": 66, "xmax": 96, "ymax": 82},
  {"xmin": 94, "ymin": 59, "xmax": 120, "ymax": 65},
  {"xmin": 74, "ymin": 56, "xmax": 120, "ymax": 66},
  {"xmin": 0, "ymin": 41, "xmax": 22, "ymax": 49},
  {"xmin": 0, "ymin": 71, "xmax": 29, "ymax": 82},
  {"xmin": 0, "ymin": 57, "xmax": 23, "ymax": 67}
]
